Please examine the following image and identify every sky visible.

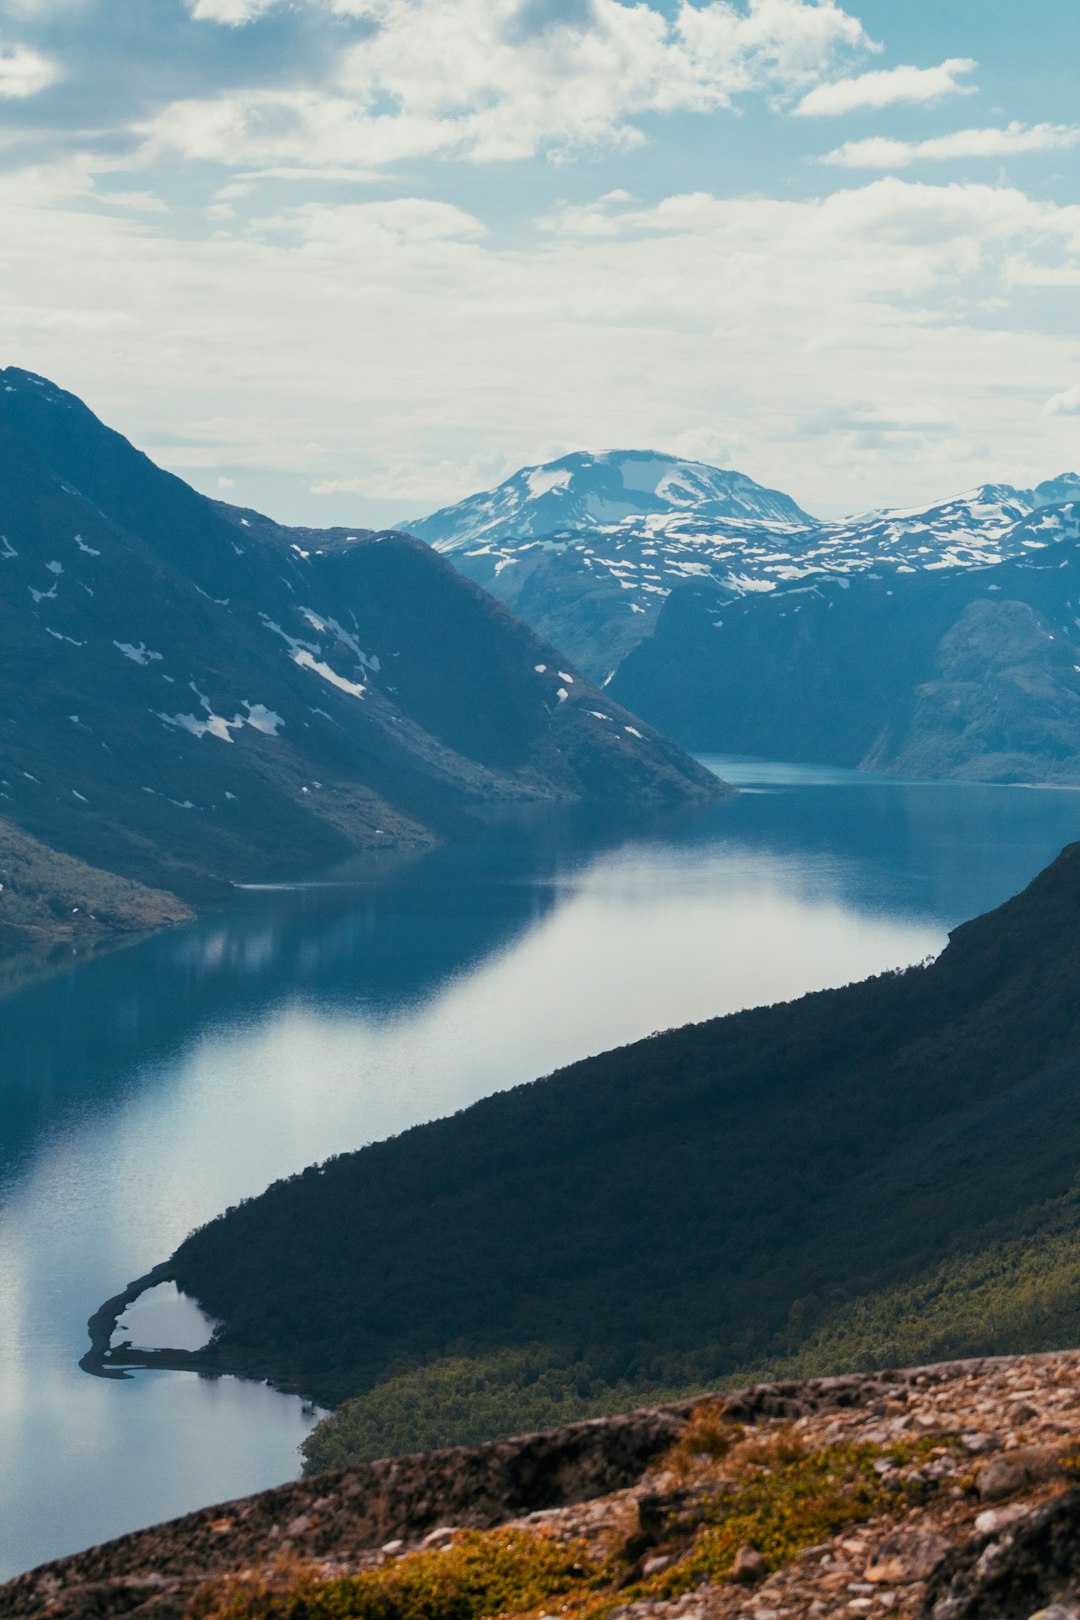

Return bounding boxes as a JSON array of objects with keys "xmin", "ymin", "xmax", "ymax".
[{"xmin": 0, "ymin": 0, "xmax": 1078, "ymax": 525}]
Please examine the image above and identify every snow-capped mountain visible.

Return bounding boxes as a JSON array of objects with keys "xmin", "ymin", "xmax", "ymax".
[
  {"xmin": 420, "ymin": 469, "xmax": 1080, "ymax": 681},
  {"xmin": 611, "ymin": 505, "xmax": 1080, "ymax": 785},
  {"xmin": 409, "ymin": 450, "xmax": 815, "ymax": 552},
  {"xmin": 0, "ymin": 371, "xmax": 722, "ymax": 908},
  {"xmin": 409, "ymin": 451, "xmax": 1080, "ymax": 783}
]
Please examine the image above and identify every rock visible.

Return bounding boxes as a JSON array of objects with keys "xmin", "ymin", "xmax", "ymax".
[
  {"xmin": 865, "ymin": 1529, "xmax": 952, "ymax": 1584},
  {"xmin": 961, "ymin": 1434, "xmax": 1000, "ymax": 1455},
  {"xmin": 974, "ymin": 1504, "xmax": 1031, "ymax": 1536},
  {"xmin": 420, "ymin": 1525, "xmax": 461, "ymax": 1548},
  {"xmin": 976, "ymin": 1447, "xmax": 1061, "ymax": 1501},
  {"xmin": 921, "ymin": 1488, "xmax": 1080, "ymax": 1618},
  {"xmin": 641, "ymin": 1554, "xmax": 673, "ymax": 1576},
  {"xmin": 730, "ymin": 1546, "xmax": 767, "ymax": 1584}
]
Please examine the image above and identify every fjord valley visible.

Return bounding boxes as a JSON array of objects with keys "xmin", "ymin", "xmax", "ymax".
[
  {"xmin": 0, "ymin": 369, "xmax": 720, "ymax": 948},
  {"xmin": 6, "ymin": 758, "xmax": 1080, "ymax": 1580},
  {"xmin": 6, "ymin": 376, "xmax": 1080, "ymax": 1589},
  {"xmin": 163, "ymin": 839, "xmax": 1080, "ymax": 1463},
  {"xmin": 430, "ymin": 452, "xmax": 1080, "ymax": 785}
]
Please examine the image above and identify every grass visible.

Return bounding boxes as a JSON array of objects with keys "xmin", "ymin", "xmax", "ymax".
[
  {"xmin": 191, "ymin": 1419, "xmax": 953, "ymax": 1619},
  {"xmin": 0, "ymin": 816, "xmax": 191, "ymax": 946}
]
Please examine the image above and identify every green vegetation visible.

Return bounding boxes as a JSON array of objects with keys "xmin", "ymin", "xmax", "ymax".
[
  {"xmin": 189, "ymin": 1527, "xmax": 602, "ymax": 1620},
  {"xmin": 174, "ymin": 843, "xmax": 1080, "ymax": 1449},
  {"xmin": 0, "ymin": 816, "xmax": 191, "ymax": 951},
  {"xmin": 191, "ymin": 1426, "xmax": 944, "ymax": 1619},
  {"xmin": 301, "ymin": 1347, "xmax": 646, "ymax": 1473},
  {"xmin": 761, "ymin": 1179, "xmax": 1080, "ymax": 1380}
]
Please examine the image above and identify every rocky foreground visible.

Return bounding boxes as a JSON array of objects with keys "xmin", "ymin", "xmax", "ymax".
[{"xmin": 10, "ymin": 1353, "xmax": 1080, "ymax": 1619}]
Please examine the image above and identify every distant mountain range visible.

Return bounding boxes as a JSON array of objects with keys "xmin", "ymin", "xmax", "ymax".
[
  {"xmin": 0, "ymin": 374, "xmax": 722, "ymax": 933},
  {"xmin": 412, "ymin": 453, "xmax": 1080, "ymax": 781}
]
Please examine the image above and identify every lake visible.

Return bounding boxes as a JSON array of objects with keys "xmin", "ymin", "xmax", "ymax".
[{"xmin": 2, "ymin": 757, "xmax": 1080, "ymax": 1580}]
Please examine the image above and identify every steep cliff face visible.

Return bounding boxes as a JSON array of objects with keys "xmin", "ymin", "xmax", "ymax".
[{"xmin": 9, "ymin": 1354, "xmax": 1080, "ymax": 1619}]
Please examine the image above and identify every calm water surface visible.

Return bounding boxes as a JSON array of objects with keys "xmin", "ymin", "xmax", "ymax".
[{"xmin": 3, "ymin": 758, "xmax": 1080, "ymax": 1579}]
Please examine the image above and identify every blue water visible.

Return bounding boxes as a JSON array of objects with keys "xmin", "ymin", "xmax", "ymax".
[{"xmin": 2, "ymin": 758, "xmax": 1079, "ymax": 1579}]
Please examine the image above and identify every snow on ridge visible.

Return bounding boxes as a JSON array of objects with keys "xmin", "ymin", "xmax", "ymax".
[{"xmin": 525, "ymin": 466, "xmax": 573, "ymax": 499}]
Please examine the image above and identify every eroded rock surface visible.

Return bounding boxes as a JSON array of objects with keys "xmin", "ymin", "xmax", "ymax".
[{"xmin": 9, "ymin": 1352, "xmax": 1080, "ymax": 1619}]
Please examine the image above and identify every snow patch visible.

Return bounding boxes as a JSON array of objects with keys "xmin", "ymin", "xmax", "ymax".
[
  {"xmin": 293, "ymin": 649, "xmax": 366, "ymax": 700},
  {"xmin": 74, "ymin": 535, "xmax": 100, "ymax": 556},
  {"xmin": 115, "ymin": 641, "xmax": 163, "ymax": 665},
  {"xmin": 242, "ymin": 702, "xmax": 284, "ymax": 736},
  {"xmin": 159, "ymin": 710, "xmax": 240, "ymax": 743},
  {"xmin": 525, "ymin": 467, "xmax": 573, "ymax": 499}
]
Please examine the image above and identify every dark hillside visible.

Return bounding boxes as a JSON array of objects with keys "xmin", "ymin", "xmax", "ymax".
[
  {"xmin": 0, "ymin": 370, "xmax": 723, "ymax": 910},
  {"xmin": 168, "ymin": 843, "xmax": 1080, "ymax": 1417}
]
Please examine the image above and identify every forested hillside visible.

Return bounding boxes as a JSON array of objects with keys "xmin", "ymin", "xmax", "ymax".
[{"xmin": 163, "ymin": 843, "xmax": 1080, "ymax": 1460}]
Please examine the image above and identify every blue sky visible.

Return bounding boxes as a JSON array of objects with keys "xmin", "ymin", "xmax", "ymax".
[{"xmin": 0, "ymin": 0, "xmax": 1077, "ymax": 523}]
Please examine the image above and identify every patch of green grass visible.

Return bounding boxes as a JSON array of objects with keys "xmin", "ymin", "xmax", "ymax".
[
  {"xmin": 191, "ymin": 1429, "xmax": 951, "ymax": 1620},
  {"xmin": 0, "ymin": 816, "xmax": 191, "ymax": 946},
  {"xmin": 301, "ymin": 1348, "xmax": 648, "ymax": 1474},
  {"xmin": 189, "ymin": 1527, "xmax": 601, "ymax": 1620}
]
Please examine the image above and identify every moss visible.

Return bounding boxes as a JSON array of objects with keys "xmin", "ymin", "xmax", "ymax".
[
  {"xmin": 189, "ymin": 1528, "xmax": 602, "ymax": 1620},
  {"xmin": 608, "ymin": 1428, "xmax": 936, "ymax": 1611},
  {"xmin": 191, "ymin": 1430, "xmax": 954, "ymax": 1620}
]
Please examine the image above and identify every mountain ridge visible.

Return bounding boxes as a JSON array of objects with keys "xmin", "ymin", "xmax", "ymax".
[{"xmin": 0, "ymin": 370, "xmax": 724, "ymax": 920}]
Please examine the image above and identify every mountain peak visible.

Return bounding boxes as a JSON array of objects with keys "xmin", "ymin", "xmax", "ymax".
[{"xmin": 409, "ymin": 450, "xmax": 815, "ymax": 551}]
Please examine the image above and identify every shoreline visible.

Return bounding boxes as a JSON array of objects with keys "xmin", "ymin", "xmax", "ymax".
[{"xmin": 79, "ymin": 1262, "xmax": 208, "ymax": 1381}]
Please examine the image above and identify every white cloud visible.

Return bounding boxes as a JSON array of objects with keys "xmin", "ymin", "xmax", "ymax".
[
  {"xmin": 1005, "ymin": 254, "xmax": 1080, "ymax": 288},
  {"xmin": 0, "ymin": 42, "xmax": 58, "ymax": 97},
  {"xmin": 94, "ymin": 189, "xmax": 169, "ymax": 212},
  {"xmin": 310, "ymin": 478, "xmax": 368, "ymax": 494},
  {"xmin": 1043, "ymin": 385, "xmax": 1080, "ymax": 417},
  {"xmin": 187, "ymin": 0, "xmax": 281, "ymax": 22},
  {"xmin": 1, "ymin": 165, "xmax": 1077, "ymax": 518},
  {"xmin": 142, "ymin": 0, "xmax": 874, "ymax": 170},
  {"xmin": 823, "ymin": 121, "xmax": 1080, "ymax": 170},
  {"xmin": 796, "ymin": 56, "xmax": 976, "ymax": 117}
]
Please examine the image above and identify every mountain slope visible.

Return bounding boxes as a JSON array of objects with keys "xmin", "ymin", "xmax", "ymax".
[
  {"xmin": 611, "ymin": 520, "xmax": 1080, "ymax": 782},
  {"xmin": 410, "ymin": 451, "xmax": 814, "ymax": 555},
  {"xmin": 411, "ymin": 460, "xmax": 1080, "ymax": 685},
  {"xmin": 0, "ymin": 371, "xmax": 723, "ymax": 906},
  {"xmin": 161, "ymin": 841, "xmax": 1080, "ymax": 1418}
]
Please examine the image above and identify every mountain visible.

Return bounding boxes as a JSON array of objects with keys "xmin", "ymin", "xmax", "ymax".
[
  {"xmin": 143, "ymin": 841, "xmax": 1080, "ymax": 1449},
  {"xmin": 410, "ymin": 450, "xmax": 814, "ymax": 553},
  {"xmin": 611, "ymin": 509, "xmax": 1080, "ymax": 782},
  {"xmin": 411, "ymin": 463, "xmax": 1080, "ymax": 689},
  {"xmin": 0, "ymin": 371, "xmax": 724, "ymax": 916}
]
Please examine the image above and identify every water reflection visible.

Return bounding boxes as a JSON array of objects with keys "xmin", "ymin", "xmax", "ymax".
[{"xmin": 2, "ymin": 765, "xmax": 1080, "ymax": 1580}]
